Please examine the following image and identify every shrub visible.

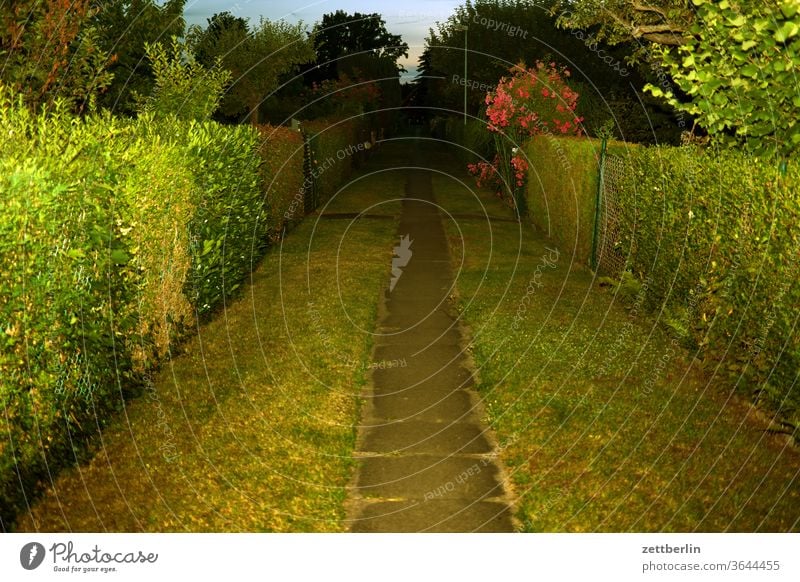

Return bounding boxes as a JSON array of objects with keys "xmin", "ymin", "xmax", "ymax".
[
  {"xmin": 525, "ymin": 131, "xmax": 800, "ymax": 432},
  {"xmin": 0, "ymin": 90, "xmax": 290, "ymax": 527},
  {"xmin": 177, "ymin": 120, "xmax": 264, "ymax": 314},
  {"xmin": 301, "ymin": 117, "xmax": 363, "ymax": 207},
  {"xmin": 468, "ymin": 62, "xmax": 583, "ymax": 214},
  {"xmin": 140, "ymin": 38, "xmax": 231, "ymax": 122},
  {"xmin": 525, "ymin": 135, "xmax": 610, "ymax": 264},
  {"xmin": 0, "ymin": 96, "xmax": 136, "ymax": 525},
  {"xmin": 443, "ymin": 117, "xmax": 495, "ymax": 166},
  {"xmin": 612, "ymin": 146, "xmax": 800, "ymax": 429},
  {"xmin": 255, "ymin": 124, "xmax": 305, "ymax": 238}
]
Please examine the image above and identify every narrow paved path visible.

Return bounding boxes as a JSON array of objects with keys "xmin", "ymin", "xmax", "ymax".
[{"xmin": 347, "ymin": 159, "xmax": 515, "ymax": 532}]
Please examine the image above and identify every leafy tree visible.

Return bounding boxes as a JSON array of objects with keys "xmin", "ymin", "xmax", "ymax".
[
  {"xmin": 646, "ymin": 0, "xmax": 800, "ymax": 158},
  {"xmin": 310, "ymin": 10, "xmax": 408, "ymax": 81},
  {"xmin": 190, "ymin": 11, "xmax": 249, "ymax": 67},
  {"xmin": 553, "ymin": 0, "xmax": 694, "ymax": 48},
  {"xmin": 0, "ymin": 0, "xmax": 112, "ymax": 113},
  {"xmin": 91, "ymin": 0, "xmax": 186, "ymax": 114},
  {"xmin": 557, "ymin": 0, "xmax": 800, "ymax": 157},
  {"xmin": 139, "ymin": 38, "xmax": 231, "ymax": 121},
  {"xmin": 188, "ymin": 14, "xmax": 315, "ymax": 124}
]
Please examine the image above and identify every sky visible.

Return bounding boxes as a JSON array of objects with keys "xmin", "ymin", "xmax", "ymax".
[{"xmin": 182, "ymin": 0, "xmax": 464, "ymax": 81}]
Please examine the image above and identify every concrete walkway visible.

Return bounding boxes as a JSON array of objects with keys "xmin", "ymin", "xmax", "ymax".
[{"xmin": 347, "ymin": 161, "xmax": 515, "ymax": 532}]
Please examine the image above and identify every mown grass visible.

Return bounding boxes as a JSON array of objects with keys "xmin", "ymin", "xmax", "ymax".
[
  {"xmin": 14, "ymin": 155, "xmax": 400, "ymax": 532},
  {"xmin": 432, "ymin": 154, "xmax": 800, "ymax": 532}
]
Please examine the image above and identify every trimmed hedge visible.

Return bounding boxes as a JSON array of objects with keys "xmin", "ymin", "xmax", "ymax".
[
  {"xmin": 525, "ymin": 136, "xmax": 609, "ymax": 264},
  {"xmin": 525, "ymin": 132, "xmax": 800, "ymax": 432},
  {"xmin": 301, "ymin": 117, "xmax": 363, "ymax": 207},
  {"xmin": 0, "ymin": 91, "xmax": 308, "ymax": 528},
  {"xmin": 255, "ymin": 124, "xmax": 305, "ymax": 238},
  {"xmin": 613, "ymin": 146, "xmax": 800, "ymax": 430}
]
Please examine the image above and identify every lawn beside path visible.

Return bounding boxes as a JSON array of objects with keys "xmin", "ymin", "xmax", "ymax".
[
  {"xmin": 422, "ymin": 141, "xmax": 800, "ymax": 532},
  {"xmin": 15, "ymin": 147, "xmax": 405, "ymax": 532}
]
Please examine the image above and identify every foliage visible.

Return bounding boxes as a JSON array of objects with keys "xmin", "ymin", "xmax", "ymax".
[
  {"xmin": 611, "ymin": 145, "xmax": 800, "ymax": 427},
  {"xmin": 301, "ymin": 118, "xmax": 364, "ymax": 206},
  {"xmin": 0, "ymin": 93, "xmax": 139, "ymax": 526},
  {"xmin": 188, "ymin": 14, "xmax": 315, "ymax": 124},
  {"xmin": 423, "ymin": 1, "xmax": 632, "ymax": 113},
  {"xmin": 14, "ymin": 168, "xmax": 401, "ymax": 533},
  {"xmin": 0, "ymin": 89, "xmax": 307, "ymax": 527},
  {"xmin": 554, "ymin": 0, "xmax": 693, "ymax": 48},
  {"xmin": 0, "ymin": 0, "xmax": 113, "ymax": 113},
  {"xmin": 310, "ymin": 10, "xmax": 408, "ymax": 81},
  {"xmin": 468, "ymin": 62, "xmax": 583, "ymax": 213},
  {"xmin": 91, "ymin": 0, "xmax": 186, "ymax": 114},
  {"xmin": 140, "ymin": 38, "xmax": 231, "ymax": 121},
  {"xmin": 524, "ymin": 132, "xmax": 800, "ymax": 432},
  {"xmin": 645, "ymin": 0, "xmax": 800, "ymax": 159},
  {"xmin": 525, "ymin": 135, "xmax": 605, "ymax": 262},
  {"xmin": 436, "ymin": 162, "xmax": 800, "ymax": 532},
  {"xmin": 309, "ymin": 72, "xmax": 383, "ymax": 117},
  {"xmin": 255, "ymin": 125, "xmax": 306, "ymax": 239}
]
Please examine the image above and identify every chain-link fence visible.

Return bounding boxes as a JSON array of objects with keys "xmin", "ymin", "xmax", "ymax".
[{"xmin": 592, "ymin": 147, "xmax": 630, "ymax": 276}]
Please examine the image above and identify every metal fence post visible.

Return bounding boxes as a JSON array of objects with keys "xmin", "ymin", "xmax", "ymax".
[{"xmin": 590, "ymin": 138, "xmax": 607, "ymax": 271}]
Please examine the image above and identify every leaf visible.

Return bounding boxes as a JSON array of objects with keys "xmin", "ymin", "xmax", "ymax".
[
  {"xmin": 741, "ymin": 39, "xmax": 757, "ymax": 51},
  {"xmin": 727, "ymin": 14, "xmax": 746, "ymax": 27},
  {"xmin": 740, "ymin": 64, "xmax": 759, "ymax": 77},
  {"xmin": 110, "ymin": 249, "xmax": 130, "ymax": 265},
  {"xmin": 781, "ymin": 2, "xmax": 800, "ymax": 18},
  {"xmin": 774, "ymin": 21, "xmax": 800, "ymax": 43}
]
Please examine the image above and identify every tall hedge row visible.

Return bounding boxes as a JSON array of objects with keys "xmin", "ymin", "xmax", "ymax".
[
  {"xmin": 525, "ymin": 136, "xmax": 608, "ymax": 264},
  {"xmin": 0, "ymin": 91, "xmax": 328, "ymax": 526},
  {"xmin": 302, "ymin": 117, "xmax": 364, "ymax": 207},
  {"xmin": 255, "ymin": 124, "xmax": 305, "ymax": 238},
  {"xmin": 525, "ymin": 133, "xmax": 800, "ymax": 432},
  {"xmin": 612, "ymin": 147, "xmax": 800, "ymax": 430}
]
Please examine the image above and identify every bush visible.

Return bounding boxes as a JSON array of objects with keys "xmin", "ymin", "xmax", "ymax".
[
  {"xmin": 301, "ymin": 117, "xmax": 363, "ymax": 207},
  {"xmin": 179, "ymin": 121, "xmax": 264, "ymax": 315},
  {"xmin": 255, "ymin": 124, "xmax": 305, "ymax": 238},
  {"xmin": 0, "ymin": 90, "xmax": 293, "ymax": 527},
  {"xmin": 613, "ymin": 146, "xmax": 800, "ymax": 429},
  {"xmin": 443, "ymin": 117, "xmax": 495, "ymax": 166},
  {"xmin": 525, "ymin": 131, "xmax": 800, "ymax": 432},
  {"xmin": 0, "ymin": 97, "xmax": 137, "ymax": 526},
  {"xmin": 525, "ymin": 135, "xmax": 610, "ymax": 263},
  {"xmin": 468, "ymin": 62, "xmax": 584, "ymax": 215}
]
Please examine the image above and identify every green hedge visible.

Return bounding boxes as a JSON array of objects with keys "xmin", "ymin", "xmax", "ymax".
[
  {"xmin": 612, "ymin": 146, "xmax": 800, "ymax": 430},
  {"xmin": 0, "ymin": 91, "xmax": 306, "ymax": 528},
  {"xmin": 255, "ymin": 124, "xmax": 305, "ymax": 238},
  {"xmin": 525, "ymin": 136, "xmax": 609, "ymax": 264},
  {"xmin": 301, "ymin": 117, "xmax": 363, "ymax": 207},
  {"xmin": 525, "ymin": 132, "xmax": 800, "ymax": 432}
]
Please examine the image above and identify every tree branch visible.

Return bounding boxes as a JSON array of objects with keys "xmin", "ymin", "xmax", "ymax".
[
  {"xmin": 641, "ymin": 31, "xmax": 685, "ymax": 45},
  {"xmin": 632, "ymin": 2, "xmax": 669, "ymax": 19}
]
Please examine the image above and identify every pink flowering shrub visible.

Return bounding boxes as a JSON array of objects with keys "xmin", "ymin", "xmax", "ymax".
[{"xmin": 468, "ymin": 61, "xmax": 584, "ymax": 212}]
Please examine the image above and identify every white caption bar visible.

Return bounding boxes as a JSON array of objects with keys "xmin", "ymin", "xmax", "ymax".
[{"xmin": 2, "ymin": 533, "xmax": 798, "ymax": 581}]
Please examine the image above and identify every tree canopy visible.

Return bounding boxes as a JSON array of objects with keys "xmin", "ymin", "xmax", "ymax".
[
  {"xmin": 311, "ymin": 10, "xmax": 409, "ymax": 81},
  {"xmin": 188, "ymin": 13, "xmax": 316, "ymax": 124},
  {"xmin": 555, "ymin": 0, "xmax": 800, "ymax": 157},
  {"xmin": 554, "ymin": 0, "xmax": 694, "ymax": 48},
  {"xmin": 0, "ymin": 0, "xmax": 112, "ymax": 113},
  {"xmin": 92, "ymin": 0, "xmax": 186, "ymax": 114}
]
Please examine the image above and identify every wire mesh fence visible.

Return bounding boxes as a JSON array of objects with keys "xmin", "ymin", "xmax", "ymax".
[{"xmin": 593, "ymin": 153, "xmax": 629, "ymax": 276}]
